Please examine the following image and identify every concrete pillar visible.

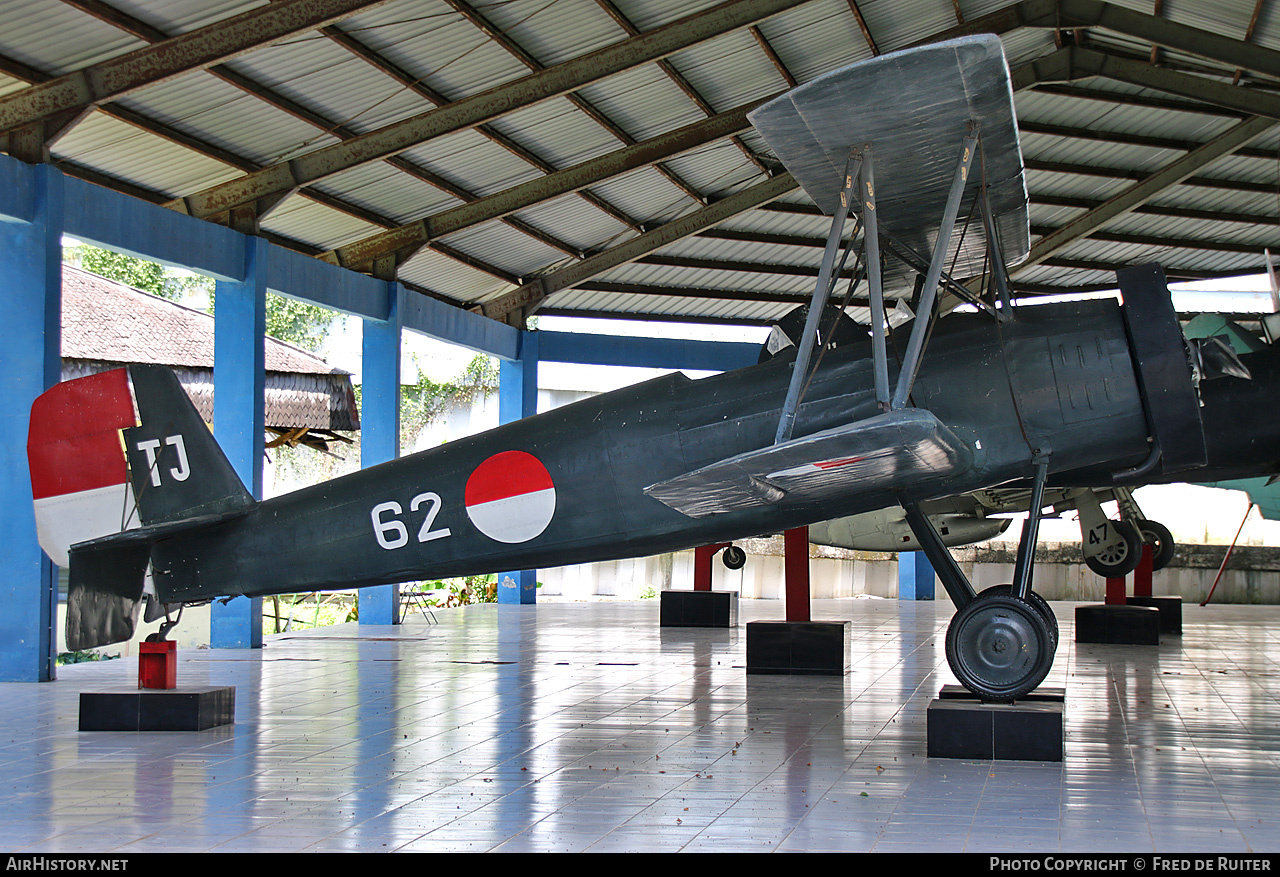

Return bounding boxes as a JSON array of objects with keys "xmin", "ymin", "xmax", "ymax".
[
  {"xmin": 496, "ymin": 330, "xmax": 539, "ymax": 605},
  {"xmin": 899, "ymin": 551, "xmax": 936, "ymax": 600},
  {"xmin": 359, "ymin": 282, "xmax": 402, "ymax": 624},
  {"xmin": 0, "ymin": 163, "xmax": 63, "ymax": 680},
  {"xmin": 211, "ymin": 236, "xmax": 268, "ymax": 648}
]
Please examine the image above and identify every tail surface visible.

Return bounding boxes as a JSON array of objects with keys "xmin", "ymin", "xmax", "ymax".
[{"xmin": 27, "ymin": 364, "xmax": 255, "ymax": 649}]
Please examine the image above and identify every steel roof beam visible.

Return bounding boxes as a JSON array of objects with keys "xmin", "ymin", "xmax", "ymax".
[
  {"xmin": 446, "ymin": 0, "xmax": 707, "ymax": 206},
  {"xmin": 1030, "ymin": 225, "xmax": 1276, "ymax": 254},
  {"xmin": 481, "ymin": 172, "xmax": 799, "ymax": 323},
  {"xmin": 1053, "ymin": 0, "xmax": 1280, "ymax": 81},
  {"xmin": 54, "ymin": 1, "xmax": 586, "ymax": 263},
  {"xmin": 574, "ymin": 280, "xmax": 844, "ymax": 306},
  {"xmin": 1032, "ymin": 194, "xmax": 1278, "ymax": 227},
  {"xmin": 319, "ymin": 100, "xmax": 770, "ymax": 270},
  {"xmin": 1071, "ymin": 48, "xmax": 1280, "ymax": 121},
  {"xmin": 0, "ymin": 0, "xmax": 392, "ymax": 132},
  {"xmin": 1020, "ymin": 120, "xmax": 1278, "ymax": 161},
  {"xmin": 320, "ymin": 24, "xmax": 645, "ymax": 233},
  {"xmin": 1026, "ymin": 158, "xmax": 1280, "ymax": 195},
  {"xmin": 592, "ymin": 0, "xmax": 770, "ymax": 175},
  {"xmin": 1015, "ymin": 115, "xmax": 1279, "ymax": 273},
  {"xmin": 537, "ymin": 307, "xmax": 777, "ymax": 327},
  {"xmin": 170, "ymin": 0, "xmax": 815, "ymax": 222}
]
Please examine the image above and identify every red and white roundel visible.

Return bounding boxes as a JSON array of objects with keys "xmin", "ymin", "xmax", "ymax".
[{"xmin": 464, "ymin": 451, "xmax": 556, "ymax": 544}]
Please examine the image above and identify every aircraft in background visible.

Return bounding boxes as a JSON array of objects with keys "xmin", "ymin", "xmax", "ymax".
[{"xmin": 27, "ymin": 36, "xmax": 1246, "ymax": 702}]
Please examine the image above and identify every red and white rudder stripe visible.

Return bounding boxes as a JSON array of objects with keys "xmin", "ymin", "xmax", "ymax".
[{"xmin": 27, "ymin": 368, "xmax": 139, "ymax": 566}]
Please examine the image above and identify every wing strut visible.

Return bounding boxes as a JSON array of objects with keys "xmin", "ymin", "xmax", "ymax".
[
  {"xmin": 862, "ymin": 145, "xmax": 891, "ymax": 411},
  {"xmin": 890, "ymin": 130, "xmax": 978, "ymax": 410},
  {"xmin": 774, "ymin": 151, "xmax": 861, "ymax": 444}
]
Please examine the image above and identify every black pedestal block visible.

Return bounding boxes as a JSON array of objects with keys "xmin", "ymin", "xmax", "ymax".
[
  {"xmin": 927, "ymin": 685, "xmax": 1065, "ymax": 761},
  {"xmin": 1127, "ymin": 595, "xmax": 1182, "ymax": 635},
  {"xmin": 1075, "ymin": 604, "xmax": 1160, "ymax": 644},
  {"xmin": 745, "ymin": 620, "xmax": 849, "ymax": 675},
  {"xmin": 660, "ymin": 590, "xmax": 738, "ymax": 627},
  {"xmin": 79, "ymin": 686, "xmax": 235, "ymax": 731}
]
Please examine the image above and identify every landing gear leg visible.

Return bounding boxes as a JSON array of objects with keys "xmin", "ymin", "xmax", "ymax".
[{"xmin": 905, "ymin": 456, "xmax": 1057, "ymax": 702}]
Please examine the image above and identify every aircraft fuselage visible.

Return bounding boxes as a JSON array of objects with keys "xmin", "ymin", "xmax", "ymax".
[{"xmin": 151, "ymin": 297, "xmax": 1153, "ymax": 603}]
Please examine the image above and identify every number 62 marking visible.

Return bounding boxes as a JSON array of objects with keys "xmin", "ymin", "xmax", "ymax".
[{"xmin": 371, "ymin": 492, "xmax": 451, "ymax": 550}]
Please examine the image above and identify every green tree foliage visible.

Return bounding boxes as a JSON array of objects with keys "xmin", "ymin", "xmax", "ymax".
[
  {"xmin": 396, "ymin": 353, "xmax": 498, "ymax": 447},
  {"xmin": 64, "ymin": 243, "xmax": 334, "ymax": 351}
]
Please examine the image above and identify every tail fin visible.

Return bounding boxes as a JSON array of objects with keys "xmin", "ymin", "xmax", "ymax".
[
  {"xmin": 28, "ymin": 365, "xmax": 255, "ymax": 649},
  {"xmin": 122, "ymin": 364, "xmax": 254, "ymax": 525}
]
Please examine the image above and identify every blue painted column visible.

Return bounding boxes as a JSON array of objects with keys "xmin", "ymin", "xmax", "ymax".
[
  {"xmin": 359, "ymin": 282, "xmax": 402, "ymax": 625},
  {"xmin": 212, "ymin": 235, "xmax": 267, "ymax": 648},
  {"xmin": 0, "ymin": 163, "xmax": 63, "ymax": 681},
  {"xmin": 898, "ymin": 551, "xmax": 935, "ymax": 600},
  {"xmin": 497, "ymin": 330, "xmax": 539, "ymax": 605}
]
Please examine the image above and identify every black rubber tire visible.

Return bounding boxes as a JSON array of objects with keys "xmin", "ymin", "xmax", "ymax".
[
  {"xmin": 979, "ymin": 585, "xmax": 1058, "ymax": 648},
  {"xmin": 721, "ymin": 545, "xmax": 746, "ymax": 570},
  {"xmin": 945, "ymin": 592, "xmax": 1055, "ymax": 703},
  {"xmin": 1135, "ymin": 519, "xmax": 1176, "ymax": 571},
  {"xmin": 1084, "ymin": 519, "xmax": 1143, "ymax": 578}
]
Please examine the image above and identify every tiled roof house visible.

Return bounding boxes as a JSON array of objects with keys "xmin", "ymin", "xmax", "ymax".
[{"xmin": 60, "ymin": 265, "xmax": 359, "ymax": 447}]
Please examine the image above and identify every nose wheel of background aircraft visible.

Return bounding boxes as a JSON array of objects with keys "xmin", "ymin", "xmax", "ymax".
[
  {"xmin": 721, "ymin": 545, "xmax": 746, "ymax": 570},
  {"xmin": 945, "ymin": 591, "xmax": 1055, "ymax": 703},
  {"xmin": 1084, "ymin": 519, "xmax": 1143, "ymax": 578},
  {"xmin": 1135, "ymin": 519, "xmax": 1175, "ymax": 571}
]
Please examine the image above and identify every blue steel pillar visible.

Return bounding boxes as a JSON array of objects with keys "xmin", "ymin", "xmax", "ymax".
[
  {"xmin": 898, "ymin": 551, "xmax": 935, "ymax": 600},
  {"xmin": 359, "ymin": 282, "xmax": 402, "ymax": 625},
  {"xmin": 0, "ymin": 164, "xmax": 63, "ymax": 681},
  {"xmin": 212, "ymin": 236, "xmax": 268, "ymax": 648},
  {"xmin": 497, "ymin": 330, "xmax": 539, "ymax": 605}
]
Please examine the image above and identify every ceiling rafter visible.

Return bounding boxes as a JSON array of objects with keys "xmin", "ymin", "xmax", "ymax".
[
  {"xmin": 0, "ymin": 0, "xmax": 393, "ymax": 133},
  {"xmin": 39, "ymin": 0, "xmax": 547, "ymax": 290},
  {"xmin": 1015, "ymin": 115, "xmax": 1279, "ymax": 274},
  {"xmin": 481, "ymin": 172, "xmax": 799, "ymax": 323},
  {"xmin": 320, "ymin": 100, "xmax": 769, "ymax": 271},
  {"xmin": 437, "ymin": 0, "xmax": 711, "ymax": 207},
  {"xmin": 166, "ymin": 0, "xmax": 814, "ymax": 223},
  {"xmin": 591, "ymin": 0, "xmax": 770, "ymax": 175},
  {"xmin": 318, "ymin": 22, "xmax": 645, "ymax": 233},
  {"xmin": 846, "ymin": 0, "xmax": 879, "ymax": 55}
]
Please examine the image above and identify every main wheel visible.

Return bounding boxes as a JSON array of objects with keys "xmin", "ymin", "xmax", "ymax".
[
  {"xmin": 946, "ymin": 592, "xmax": 1055, "ymax": 703},
  {"xmin": 1084, "ymin": 519, "xmax": 1143, "ymax": 578},
  {"xmin": 721, "ymin": 545, "xmax": 746, "ymax": 570},
  {"xmin": 1135, "ymin": 519, "xmax": 1175, "ymax": 571},
  {"xmin": 979, "ymin": 585, "xmax": 1058, "ymax": 648}
]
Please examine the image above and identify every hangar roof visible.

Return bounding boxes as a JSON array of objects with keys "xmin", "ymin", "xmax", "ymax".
[{"xmin": 3, "ymin": 0, "xmax": 1280, "ymax": 328}]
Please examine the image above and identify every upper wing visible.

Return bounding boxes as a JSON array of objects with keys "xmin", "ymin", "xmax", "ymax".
[
  {"xmin": 644, "ymin": 408, "xmax": 973, "ymax": 519},
  {"xmin": 747, "ymin": 34, "xmax": 1029, "ymax": 283}
]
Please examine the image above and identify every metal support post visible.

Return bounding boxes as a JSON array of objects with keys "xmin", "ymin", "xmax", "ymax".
[{"xmin": 784, "ymin": 527, "xmax": 810, "ymax": 622}]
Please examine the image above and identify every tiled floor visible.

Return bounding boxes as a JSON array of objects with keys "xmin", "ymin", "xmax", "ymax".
[{"xmin": 4, "ymin": 597, "xmax": 1280, "ymax": 853}]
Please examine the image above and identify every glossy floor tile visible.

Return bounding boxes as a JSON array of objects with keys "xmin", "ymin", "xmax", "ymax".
[{"xmin": 5, "ymin": 597, "xmax": 1280, "ymax": 853}]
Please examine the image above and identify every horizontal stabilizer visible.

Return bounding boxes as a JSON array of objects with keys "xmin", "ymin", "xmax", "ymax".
[{"xmin": 645, "ymin": 408, "xmax": 972, "ymax": 518}]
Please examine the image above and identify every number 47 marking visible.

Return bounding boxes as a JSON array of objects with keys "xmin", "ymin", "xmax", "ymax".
[{"xmin": 371, "ymin": 492, "xmax": 451, "ymax": 550}]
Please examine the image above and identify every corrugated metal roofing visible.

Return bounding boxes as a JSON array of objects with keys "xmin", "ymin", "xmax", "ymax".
[{"xmin": 5, "ymin": 0, "xmax": 1280, "ymax": 328}]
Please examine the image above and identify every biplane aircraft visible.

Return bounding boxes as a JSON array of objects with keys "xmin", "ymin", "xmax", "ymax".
[{"xmin": 27, "ymin": 36, "xmax": 1225, "ymax": 702}]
